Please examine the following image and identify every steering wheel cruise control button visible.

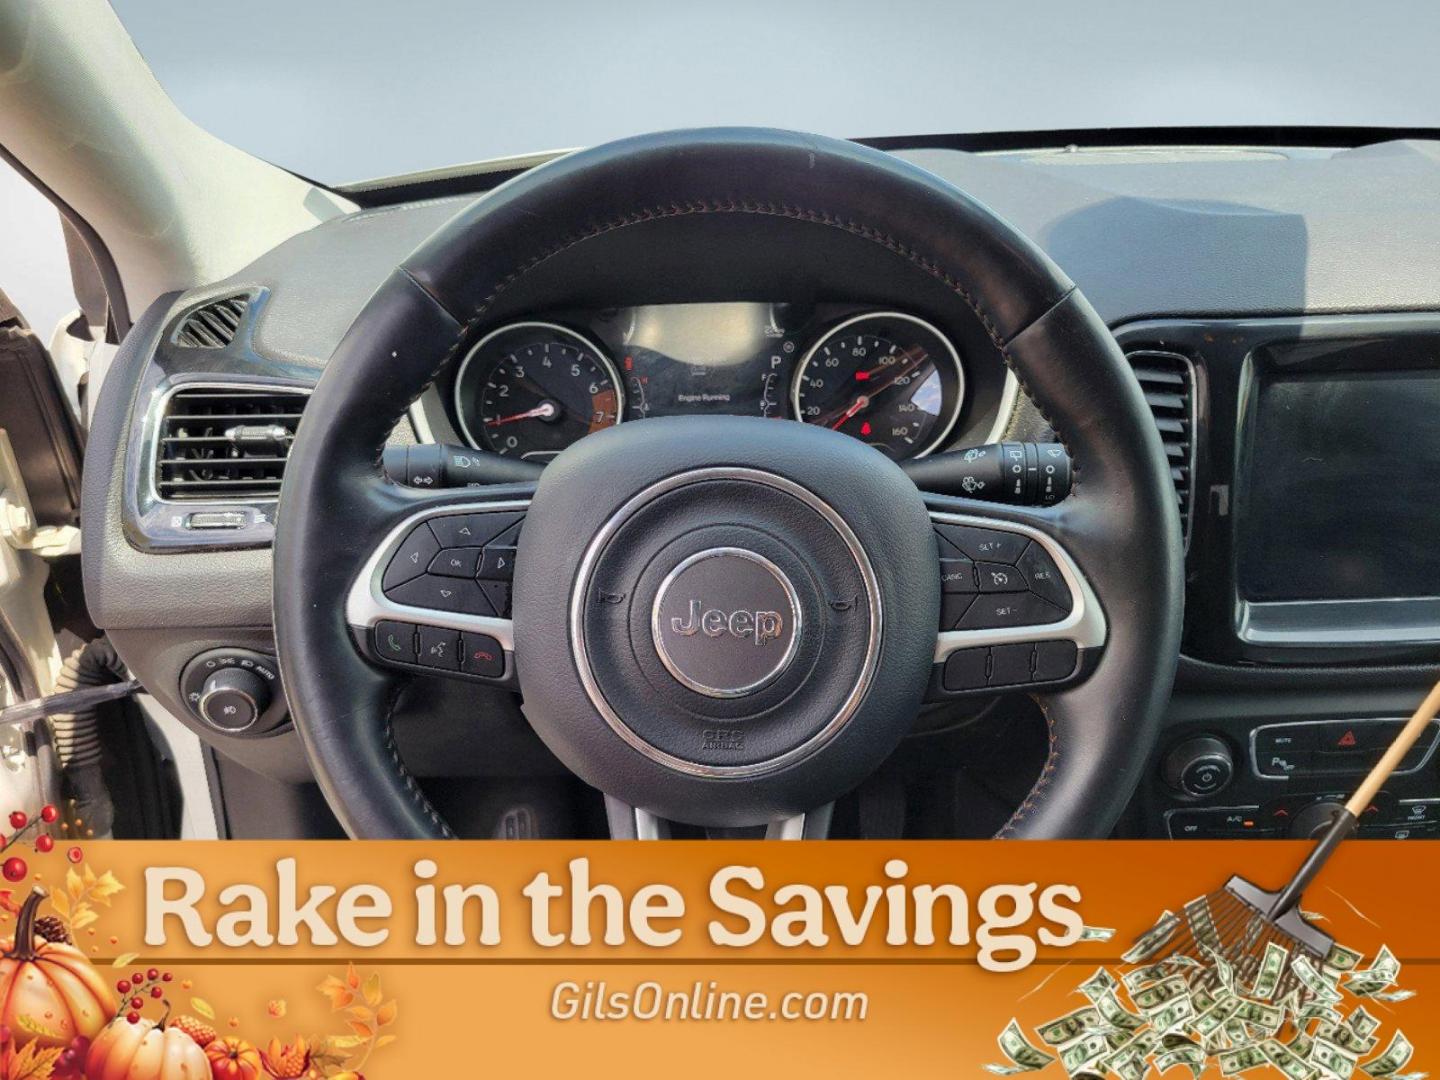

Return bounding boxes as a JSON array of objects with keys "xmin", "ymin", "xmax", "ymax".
[
  {"xmin": 958, "ymin": 592, "xmax": 1064, "ymax": 629},
  {"xmin": 1016, "ymin": 542, "xmax": 1071, "ymax": 612},
  {"xmin": 940, "ymin": 594, "xmax": 975, "ymax": 630},
  {"xmin": 976, "ymin": 561, "xmax": 1026, "ymax": 593},
  {"xmin": 939, "ymin": 557, "xmax": 978, "ymax": 593},
  {"xmin": 935, "ymin": 524, "xmax": 1028, "ymax": 564},
  {"xmin": 382, "ymin": 524, "xmax": 440, "ymax": 591}
]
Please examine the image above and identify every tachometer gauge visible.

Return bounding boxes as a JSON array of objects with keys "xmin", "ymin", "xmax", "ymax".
[
  {"xmin": 792, "ymin": 312, "xmax": 964, "ymax": 460},
  {"xmin": 454, "ymin": 322, "xmax": 622, "ymax": 459}
]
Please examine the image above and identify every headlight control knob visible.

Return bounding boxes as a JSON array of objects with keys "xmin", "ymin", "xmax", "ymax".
[
  {"xmin": 1162, "ymin": 735, "xmax": 1234, "ymax": 798},
  {"xmin": 180, "ymin": 648, "xmax": 285, "ymax": 736},
  {"xmin": 198, "ymin": 667, "xmax": 271, "ymax": 731}
]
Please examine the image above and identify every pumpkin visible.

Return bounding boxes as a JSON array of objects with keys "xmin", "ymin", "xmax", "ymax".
[
  {"xmin": 205, "ymin": 1036, "xmax": 264, "ymax": 1080},
  {"xmin": 0, "ymin": 888, "xmax": 114, "ymax": 1048},
  {"xmin": 85, "ymin": 1014, "xmax": 209, "ymax": 1079}
]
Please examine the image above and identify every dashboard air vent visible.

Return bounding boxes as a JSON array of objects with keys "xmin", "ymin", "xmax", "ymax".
[
  {"xmin": 1126, "ymin": 349, "xmax": 1195, "ymax": 541},
  {"xmin": 155, "ymin": 386, "xmax": 307, "ymax": 500},
  {"xmin": 174, "ymin": 295, "xmax": 250, "ymax": 348}
]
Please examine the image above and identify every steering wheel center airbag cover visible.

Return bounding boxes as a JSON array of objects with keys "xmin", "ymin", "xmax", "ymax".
[{"xmin": 513, "ymin": 415, "xmax": 936, "ymax": 824}]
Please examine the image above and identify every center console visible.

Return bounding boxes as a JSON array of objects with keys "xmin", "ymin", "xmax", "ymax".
[{"xmin": 1114, "ymin": 313, "xmax": 1440, "ymax": 840}]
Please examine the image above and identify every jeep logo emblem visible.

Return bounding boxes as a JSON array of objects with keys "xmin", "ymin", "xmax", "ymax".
[
  {"xmin": 670, "ymin": 601, "xmax": 784, "ymax": 645},
  {"xmin": 651, "ymin": 548, "xmax": 800, "ymax": 698}
]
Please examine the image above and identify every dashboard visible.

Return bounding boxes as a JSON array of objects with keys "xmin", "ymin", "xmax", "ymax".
[
  {"xmin": 78, "ymin": 136, "xmax": 1440, "ymax": 840},
  {"xmin": 445, "ymin": 304, "xmax": 973, "ymax": 462}
]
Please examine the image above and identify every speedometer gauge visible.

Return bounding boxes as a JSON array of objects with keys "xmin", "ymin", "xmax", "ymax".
[
  {"xmin": 454, "ymin": 322, "xmax": 623, "ymax": 460},
  {"xmin": 792, "ymin": 312, "xmax": 964, "ymax": 460}
]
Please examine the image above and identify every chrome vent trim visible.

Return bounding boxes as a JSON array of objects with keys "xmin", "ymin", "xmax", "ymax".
[{"xmin": 153, "ymin": 384, "xmax": 307, "ymax": 501}]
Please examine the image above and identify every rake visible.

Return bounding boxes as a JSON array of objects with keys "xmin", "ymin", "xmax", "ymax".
[{"xmin": 1131, "ymin": 678, "xmax": 1440, "ymax": 1004}]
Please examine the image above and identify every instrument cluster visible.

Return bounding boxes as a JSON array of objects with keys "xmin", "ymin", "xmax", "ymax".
[{"xmin": 451, "ymin": 303, "xmax": 967, "ymax": 463}]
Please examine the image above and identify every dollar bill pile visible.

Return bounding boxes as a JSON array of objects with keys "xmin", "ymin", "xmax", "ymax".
[{"xmin": 986, "ymin": 910, "xmax": 1422, "ymax": 1080}]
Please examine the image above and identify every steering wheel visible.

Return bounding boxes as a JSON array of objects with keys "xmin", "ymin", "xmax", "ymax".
[{"xmin": 273, "ymin": 128, "xmax": 1182, "ymax": 840}]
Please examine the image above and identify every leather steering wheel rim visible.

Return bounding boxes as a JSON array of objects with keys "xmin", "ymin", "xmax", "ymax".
[{"xmin": 273, "ymin": 127, "xmax": 1183, "ymax": 840}]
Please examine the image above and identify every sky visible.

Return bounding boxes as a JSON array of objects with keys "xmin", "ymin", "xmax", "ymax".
[{"xmin": 5, "ymin": 0, "xmax": 1440, "ymax": 340}]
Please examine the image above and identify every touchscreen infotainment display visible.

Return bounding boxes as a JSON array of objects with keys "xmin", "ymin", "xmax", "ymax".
[{"xmin": 1237, "ymin": 369, "xmax": 1440, "ymax": 602}]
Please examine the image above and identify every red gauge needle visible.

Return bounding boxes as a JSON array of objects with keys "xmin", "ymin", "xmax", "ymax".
[
  {"xmin": 830, "ymin": 395, "xmax": 869, "ymax": 430},
  {"xmin": 485, "ymin": 401, "xmax": 559, "ymax": 427}
]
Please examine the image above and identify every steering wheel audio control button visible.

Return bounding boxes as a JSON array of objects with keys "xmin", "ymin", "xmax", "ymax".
[
  {"xmin": 386, "ymin": 575, "xmax": 494, "ymax": 616},
  {"xmin": 1033, "ymin": 640, "xmax": 1078, "ymax": 681},
  {"xmin": 429, "ymin": 547, "xmax": 481, "ymax": 577},
  {"xmin": 430, "ymin": 511, "xmax": 522, "ymax": 549},
  {"xmin": 477, "ymin": 546, "xmax": 516, "ymax": 580},
  {"xmin": 461, "ymin": 633, "xmax": 505, "ymax": 678},
  {"xmin": 382, "ymin": 524, "xmax": 440, "ymax": 591},
  {"xmin": 942, "ymin": 647, "xmax": 988, "ymax": 691}
]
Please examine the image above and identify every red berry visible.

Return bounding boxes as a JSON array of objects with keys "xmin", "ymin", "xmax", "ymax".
[
  {"xmin": 40, "ymin": 805, "xmax": 58, "ymax": 824},
  {"xmin": 126, "ymin": 1012, "xmax": 140, "ymax": 1024},
  {"xmin": 66, "ymin": 846, "xmax": 82, "ymax": 864},
  {"xmin": 59, "ymin": 1049, "xmax": 76, "ymax": 1066},
  {"xmin": 150, "ymin": 986, "xmax": 163, "ymax": 999},
  {"xmin": 2, "ymin": 857, "xmax": 27, "ymax": 882},
  {"xmin": 147, "ymin": 967, "xmax": 159, "ymax": 981},
  {"xmin": 0, "ymin": 835, "xmax": 7, "ymax": 850},
  {"xmin": 129, "ymin": 996, "xmax": 143, "ymax": 1010},
  {"xmin": 116, "ymin": 980, "xmax": 130, "ymax": 994},
  {"xmin": 35, "ymin": 835, "xmax": 53, "ymax": 853},
  {"xmin": 8, "ymin": 812, "xmax": 25, "ymax": 830},
  {"xmin": 161, "ymin": 972, "xmax": 173, "ymax": 982}
]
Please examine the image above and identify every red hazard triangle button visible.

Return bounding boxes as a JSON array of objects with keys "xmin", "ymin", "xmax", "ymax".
[{"xmin": 1336, "ymin": 729, "xmax": 1358, "ymax": 748}]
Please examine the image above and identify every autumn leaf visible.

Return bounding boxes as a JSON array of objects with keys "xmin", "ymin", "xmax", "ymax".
[
  {"xmin": 323, "ymin": 1034, "xmax": 366, "ymax": 1052},
  {"xmin": 345, "ymin": 1006, "xmax": 373, "ymax": 1023},
  {"xmin": 345, "ymin": 962, "xmax": 360, "ymax": 990},
  {"xmin": 375, "ymin": 1000, "xmax": 397, "ymax": 1027},
  {"xmin": 375, "ymin": 1034, "xmax": 398, "ymax": 1050},
  {"xmin": 362, "ymin": 972, "xmax": 382, "ymax": 1007},
  {"xmin": 65, "ymin": 868, "xmax": 83, "ymax": 902},
  {"xmin": 15, "ymin": 1014, "xmax": 64, "ymax": 1040},
  {"xmin": 70, "ymin": 907, "xmax": 98, "ymax": 932},
  {"xmin": 191, "ymin": 997, "xmax": 216, "ymax": 1020},
  {"xmin": 6, "ymin": 1040, "xmax": 63, "ymax": 1080},
  {"xmin": 48, "ymin": 892, "xmax": 68, "ymax": 919},
  {"xmin": 90, "ymin": 871, "xmax": 125, "ymax": 905},
  {"xmin": 346, "ymin": 1020, "xmax": 374, "ymax": 1040},
  {"xmin": 317, "ymin": 975, "xmax": 354, "ymax": 1011},
  {"xmin": 111, "ymin": 952, "xmax": 138, "ymax": 968}
]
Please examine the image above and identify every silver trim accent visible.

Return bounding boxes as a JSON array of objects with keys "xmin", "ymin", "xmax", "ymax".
[
  {"xmin": 1162, "ymin": 805, "xmax": 1262, "ymax": 840},
  {"xmin": 196, "ymin": 681, "xmax": 260, "ymax": 734},
  {"xmin": 452, "ymin": 321, "xmax": 625, "ymax": 453},
  {"xmin": 632, "ymin": 807, "xmax": 671, "ymax": 840},
  {"xmin": 982, "ymin": 369, "xmax": 1022, "ymax": 446},
  {"xmin": 344, "ymin": 499, "xmax": 530, "ymax": 657},
  {"xmin": 650, "ymin": 547, "xmax": 802, "ymax": 699},
  {"xmin": 764, "ymin": 813, "xmax": 809, "ymax": 840},
  {"xmin": 145, "ymin": 379, "xmax": 312, "ymax": 506},
  {"xmin": 1248, "ymin": 718, "xmax": 1440, "ymax": 781},
  {"xmin": 930, "ymin": 511, "xmax": 1107, "ymax": 661},
  {"xmin": 791, "ymin": 311, "xmax": 966, "ymax": 459},
  {"xmin": 571, "ymin": 467, "xmax": 883, "ymax": 779}
]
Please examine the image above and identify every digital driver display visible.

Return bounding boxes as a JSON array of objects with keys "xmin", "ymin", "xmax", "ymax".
[{"xmin": 1237, "ymin": 368, "xmax": 1440, "ymax": 602}]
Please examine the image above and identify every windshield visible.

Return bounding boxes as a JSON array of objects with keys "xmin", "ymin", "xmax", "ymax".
[{"xmin": 113, "ymin": 0, "xmax": 1440, "ymax": 185}]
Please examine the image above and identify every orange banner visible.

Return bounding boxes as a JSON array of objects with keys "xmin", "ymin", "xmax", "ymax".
[{"xmin": 0, "ymin": 840, "xmax": 1429, "ymax": 1078}]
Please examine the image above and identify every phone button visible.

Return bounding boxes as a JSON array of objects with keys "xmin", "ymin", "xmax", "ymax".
[
  {"xmin": 374, "ymin": 621, "xmax": 417, "ymax": 664},
  {"xmin": 461, "ymin": 632, "xmax": 505, "ymax": 679}
]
